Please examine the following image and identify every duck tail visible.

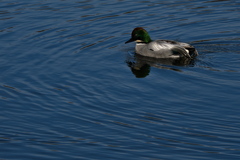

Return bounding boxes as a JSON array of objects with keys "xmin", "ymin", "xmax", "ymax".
[{"xmin": 186, "ymin": 47, "xmax": 198, "ymax": 58}]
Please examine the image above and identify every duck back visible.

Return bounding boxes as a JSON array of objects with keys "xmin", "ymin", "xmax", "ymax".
[{"xmin": 135, "ymin": 40, "xmax": 198, "ymax": 58}]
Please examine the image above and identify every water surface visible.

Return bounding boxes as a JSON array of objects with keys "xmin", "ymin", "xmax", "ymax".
[{"xmin": 0, "ymin": 0, "xmax": 240, "ymax": 159}]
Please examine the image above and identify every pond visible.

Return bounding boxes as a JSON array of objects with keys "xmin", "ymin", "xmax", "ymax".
[{"xmin": 0, "ymin": 0, "xmax": 240, "ymax": 159}]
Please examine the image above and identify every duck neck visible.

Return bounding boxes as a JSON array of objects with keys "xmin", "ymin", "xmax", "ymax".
[
  {"xmin": 143, "ymin": 34, "xmax": 152, "ymax": 43},
  {"xmin": 136, "ymin": 37, "xmax": 152, "ymax": 44}
]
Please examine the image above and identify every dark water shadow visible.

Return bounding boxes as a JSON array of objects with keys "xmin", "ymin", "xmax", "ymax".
[{"xmin": 126, "ymin": 53, "xmax": 196, "ymax": 78}]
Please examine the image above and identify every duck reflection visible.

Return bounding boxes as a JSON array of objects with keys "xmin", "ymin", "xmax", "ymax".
[{"xmin": 126, "ymin": 53, "xmax": 195, "ymax": 78}]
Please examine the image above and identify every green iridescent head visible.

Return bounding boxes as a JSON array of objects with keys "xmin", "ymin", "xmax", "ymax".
[{"xmin": 125, "ymin": 27, "xmax": 152, "ymax": 44}]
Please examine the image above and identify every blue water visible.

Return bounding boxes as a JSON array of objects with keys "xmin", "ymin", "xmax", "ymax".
[{"xmin": 0, "ymin": 0, "xmax": 240, "ymax": 159}]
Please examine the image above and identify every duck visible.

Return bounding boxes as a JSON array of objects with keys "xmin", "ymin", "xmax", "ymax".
[{"xmin": 125, "ymin": 27, "xmax": 198, "ymax": 59}]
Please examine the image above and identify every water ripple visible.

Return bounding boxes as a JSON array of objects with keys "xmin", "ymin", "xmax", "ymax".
[{"xmin": 1, "ymin": 0, "xmax": 240, "ymax": 160}]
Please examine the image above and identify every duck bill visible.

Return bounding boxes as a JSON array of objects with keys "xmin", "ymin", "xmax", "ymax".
[{"xmin": 125, "ymin": 38, "xmax": 134, "ymax": 44}]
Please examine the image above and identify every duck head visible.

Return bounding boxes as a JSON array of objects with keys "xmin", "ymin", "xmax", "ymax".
[{"xmin": 125, "ymin": 27, "xmax": 152, "ymax": 44}]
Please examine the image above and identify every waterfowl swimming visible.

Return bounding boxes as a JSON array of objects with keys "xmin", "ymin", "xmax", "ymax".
[{"xmin": 125, "ymin": 27, "xmax": 198, "ymax": 59}]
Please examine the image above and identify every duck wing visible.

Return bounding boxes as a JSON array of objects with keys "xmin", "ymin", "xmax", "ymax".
[
  {"xmin": 173, "ymin": 41, "xmax": 198, "ymax": 58},
  {"xmin": 147, "ymin": 40, "xmax": 191, "ymax": 58}
]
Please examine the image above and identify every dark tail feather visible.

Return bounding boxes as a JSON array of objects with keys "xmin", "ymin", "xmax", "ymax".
[{"xmin": 186, "ymin": 47, "xmax": 198, "ymax": 58}]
